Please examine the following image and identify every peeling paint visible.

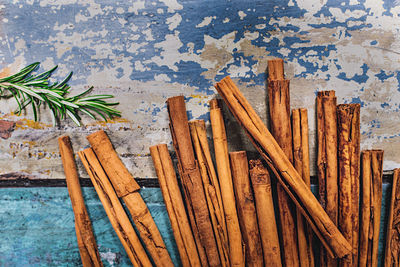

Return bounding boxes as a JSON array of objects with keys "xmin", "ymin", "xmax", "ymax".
[
  {"xmin": 1, "ymin": 0, "xmax": 400, "ymax": 177},
  {"xmin": 0, "ymin": 120, "xmax": 15, "ymax": 139}
]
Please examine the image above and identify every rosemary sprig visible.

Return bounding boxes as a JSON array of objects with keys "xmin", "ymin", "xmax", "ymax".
[{"xmin": 0, "ymin": 62, "xmax": 121, "ymax": 126}]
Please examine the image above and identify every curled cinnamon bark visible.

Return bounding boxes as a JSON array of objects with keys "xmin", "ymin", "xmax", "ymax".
[
  {"xmin": 79, "ymin": 148, "xmax": 152, "ymax": 267},
  {"xmin": 292, "ymin": 109, "xmax": 314, "ymax": 267},
  {"xmin": 210, "ymin": 99, "xmax": 244, "ymax": 267},
  {"xmin": 58, "ymin": 136, "xmax": 103, "ymax": 267},
  {"xmin": 87, "ymin": 130, "xmax": 173, "ymax": 267},
  {"xmin": 230, "ymin": 151, "xmax": 263, "ymax": 267},
  {"xmin": 384, "ymin": 168, "xmax": 400, "ymax": 267},
  {"xmin": 215, "ymin": 76, "xmax": 352, "ymax": 259},
  {"xmin": 249, "ymin": 159, "xmax": 281, "ymax": 266},
  {"xmin": 167, "ymin": 96, "xmax": 221, "ymax": 267},
  {"xmin": 267, "ymin": 58, "xmax": 299, "ymax": 267},
  {"xmin": 150, "ymin": 144, "xmax": 201, "ymax": 267}
]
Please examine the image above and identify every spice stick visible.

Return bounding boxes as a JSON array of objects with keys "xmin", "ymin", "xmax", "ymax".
[
  {"xmin": 87, "ymin": 130, "xmax": 173, "ymax": 267},
  {"xmin": 337, "ymin": 105, "xmax": 355, "ymax": 267},
  {"xmin": 178, "ymin": 161, "xmax": 210, "ymax": 267},
  {"xmin": 167, "ymin": 96, "xmax": 221, "ymax": 267},
  {"xmin": 358, "ymin": 150, "xmax": 384, "ymax": 267},
  {"xmin": 150, "ymin": 144, "xmax": 200, "ymax": 267},
  {"xmin": 78, "ymin": 148, "xmax": 152, "ymax": 267},
  {"xmin": 316, "ymin": 91, "xmax": 338, "ymax": 267},
  {"xmin": 350, "ymin": 105, "xmax": 361, "ymax": 265},
  {"xmin": 384, "ymin": 168, "xmax": 400, "ymax": 267},
  {"xmin": 58, "ymin": 136, "xmax": 103, "ymax": 267},
  {"xmin": 371, "ymin": 150, "xmax": 384, "ymax": 267},
  {"xmin": 359, "ymin": 151, "xmax": 372, "ymax": 267},
  {"xmin": 292, "ymin": 109, "xmax": 314, "ymax": 267},
  {"xmin": 210, "ymin": 99, "xmax": 245, "ymax": 267},
  {"xmin": 267, "ymin": 59, "xmax": 299, "ymax": 267},
  {"xmin": 249, "ymin": 159, "xmax": 281, "ymax": 266},
  {"xmin": 189, "ymin": 120, "xmax": 230, "ymax": 267},
  {"xmin": 215, "ymin": 76, "xmax": 352, "ymax": 259},
  {"xmin": 230, "ymin": 151, "xmax": 264, "ymax": 267}
]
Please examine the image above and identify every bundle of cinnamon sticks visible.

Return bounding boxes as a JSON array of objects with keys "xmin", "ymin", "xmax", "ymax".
[
  {"xmin": 151, "ymin": 58, "xmax": 387, "ymax": 266},
  {"xmin": 59, "ymin": 57, "xmax": 395, "ymax": 266}
]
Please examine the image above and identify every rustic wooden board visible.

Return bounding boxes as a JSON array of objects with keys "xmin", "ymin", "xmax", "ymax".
[
  {"xmin": 0, "ymin": 187, "xmax": 180, "ymax": 266},
  {"xmin": 1, "ymin": 0, "xmax": 400, "ymax": 180},
  {"xmin": 0, "ymin": 185, "xmax": 392, "ymax": 266}
]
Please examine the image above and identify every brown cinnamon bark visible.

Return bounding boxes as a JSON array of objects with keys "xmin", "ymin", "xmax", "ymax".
[
  {"xmin": 371, "ymin": 150, "xmax": 384, "ymax": 267},
  {"xmin": 189, "ymin": 120, "xmax": 229, "ymax": 267},
  {"xmin": 267, "ymin": 58, "xmax": 299, "ymax": 267},
  {"xmin": 350, "ymin": 105, "xmax": 361, "ymax": 266},
  {"xmin": 384, "ymin": 168, "xmax": 400, "ymax": 267},
  {"xmin": 178, "ymin": 161, "xmax": 210, "ymax": 267},
  {"xmin": 78, "ymin": 148, "xmax": 152, "ymax": 267},
  {"xmin": 337, "ymin": 104, "xmax": 359, "ymax": 267},
  {"xmin": 58, "ymin": 136, "xmax": 103, "ymax": 267},
  {"xmin": 292, "ymin": 109, "xmax": 314, "ymax": 267},
  {"xmin": 249, "ymin": 159, "xmax": 281, "ymax": 266},
  {"xmin": 316, "ymin": 91, "xmax": 338, "ymax": 267},
  {"xmin": 215, "ymin": 76, "xmax": 352, "ymax": 259},
  {"xmin": 210, "ymin": 99, "xmax": 244, "ymax": 267},
  {"xmin": 87, "ymin": 131, "xmax": 173, "ymax": 267},
  {"xmin": 358, "ymin": 150, "xmax": 383, "ymax": 267},
  {"xmin": 359, "ymin": 151, "xmax": 371, "ymax": 267},
  {"xmin": 150, "ymin": 144, "xmax": 201, "ymax": 267},
  {"xmin": 230, "ymin": 151, "xmax": 263, "ymax": 267},
  {"xmin": 167, "ymin": 96, "xmax": 221, "ymax": 267}
]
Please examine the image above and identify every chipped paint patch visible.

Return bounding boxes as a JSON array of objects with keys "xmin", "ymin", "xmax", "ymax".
[
  {"xmin": 1, "ymin": 0, "xmax": 400, "ymax": 176},
  {"xmin": 0, "ymin": 120, "xmax": 15, "ymax": 139}
]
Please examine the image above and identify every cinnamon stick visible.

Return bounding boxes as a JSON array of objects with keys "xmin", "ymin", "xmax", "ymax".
[
  {"xmin": 337, "ymin": 104, "xmax": 359, "ymax": 267},
  {"xmin": 267, "ymin": 58, "xmax": 299, "ymax": 267},
  {"xmin": 178, "ymin": 161, "xmax": 210, "ymax": 267},
  {"xmin": 209, "ymin": 99, "xmax": 244, "ymax": 267},
  {"xmin": 350, "ymin": 104, "xmax": 361, "ymax": 266},
  {"xmin": 215, "ymin": 76, "xmax": 352, "ymax": 259},
  {"xmin": 358, "ymin": 150, "xmax": 383, "ymax": 267},
  {"xmin": 371, "ymin": 150, "xmax": 383, "ymax": 267},
  {"xmin": 358, "ymin": 151, "xmax": 372, "ymax": 267},
  {"xmin": 87, "ymin": 130, "xmax": 173, "ymax": 267},
  {"xmin": 78, "ymin": 148, "xmax": 152, "ymax": 266},
  {"xmin": 150, "ymin": 144, "xmax": 200, "ymax": 267},
  {"xmin": 167, "ymin": 96, "xmax": 221, "ymax": 267},
  {"xmin": 292, "ymin": 109, "xmax": 314, "ymax": 267},
  {"xmin": 58, "ymin": 136, "xmax": 103, "ymax": 267},
  {"xmin": 316, "ymin": 90, "xmax": 338, "ymax": 267},
  {"xmin": 384, "ymin": 168, "xmax": 400, "ymax": 267},
  {"xmin": 230, "ymin": 151, "xmax": 263, "ymax": 267},
  {"xmin": 249, "ymin": 159, "xmax": 281, "ymax": 266},
  {"xmin": 189, "ymin": 120, "xmax": 229, "ymax": 267}
]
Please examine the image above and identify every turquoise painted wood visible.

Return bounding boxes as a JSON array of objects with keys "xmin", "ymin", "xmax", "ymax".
[
  {"xmin": 0, "ymin": 187, "xmax": 180, "ymax": 267},
  {"xmin": 0, "ymin": 185, "xmax": 393, "ymax": 266}
]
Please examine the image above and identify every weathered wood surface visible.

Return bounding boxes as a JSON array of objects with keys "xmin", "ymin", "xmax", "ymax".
[
  {"xmin": 0, "ymin": 187, "xmax": 179, "ymax": 266},
  {"xmin": 1, "ymin": 0, "xmax": 400, "ymax": 180},
  {"xmin": 0, "ymin": 184, "xmax": 393, "ymax": 266}
]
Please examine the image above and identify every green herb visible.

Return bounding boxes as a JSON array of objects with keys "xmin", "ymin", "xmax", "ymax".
[{"xmin": 0, "ymin": 62, "xmax": 121, "ymax": 126}]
